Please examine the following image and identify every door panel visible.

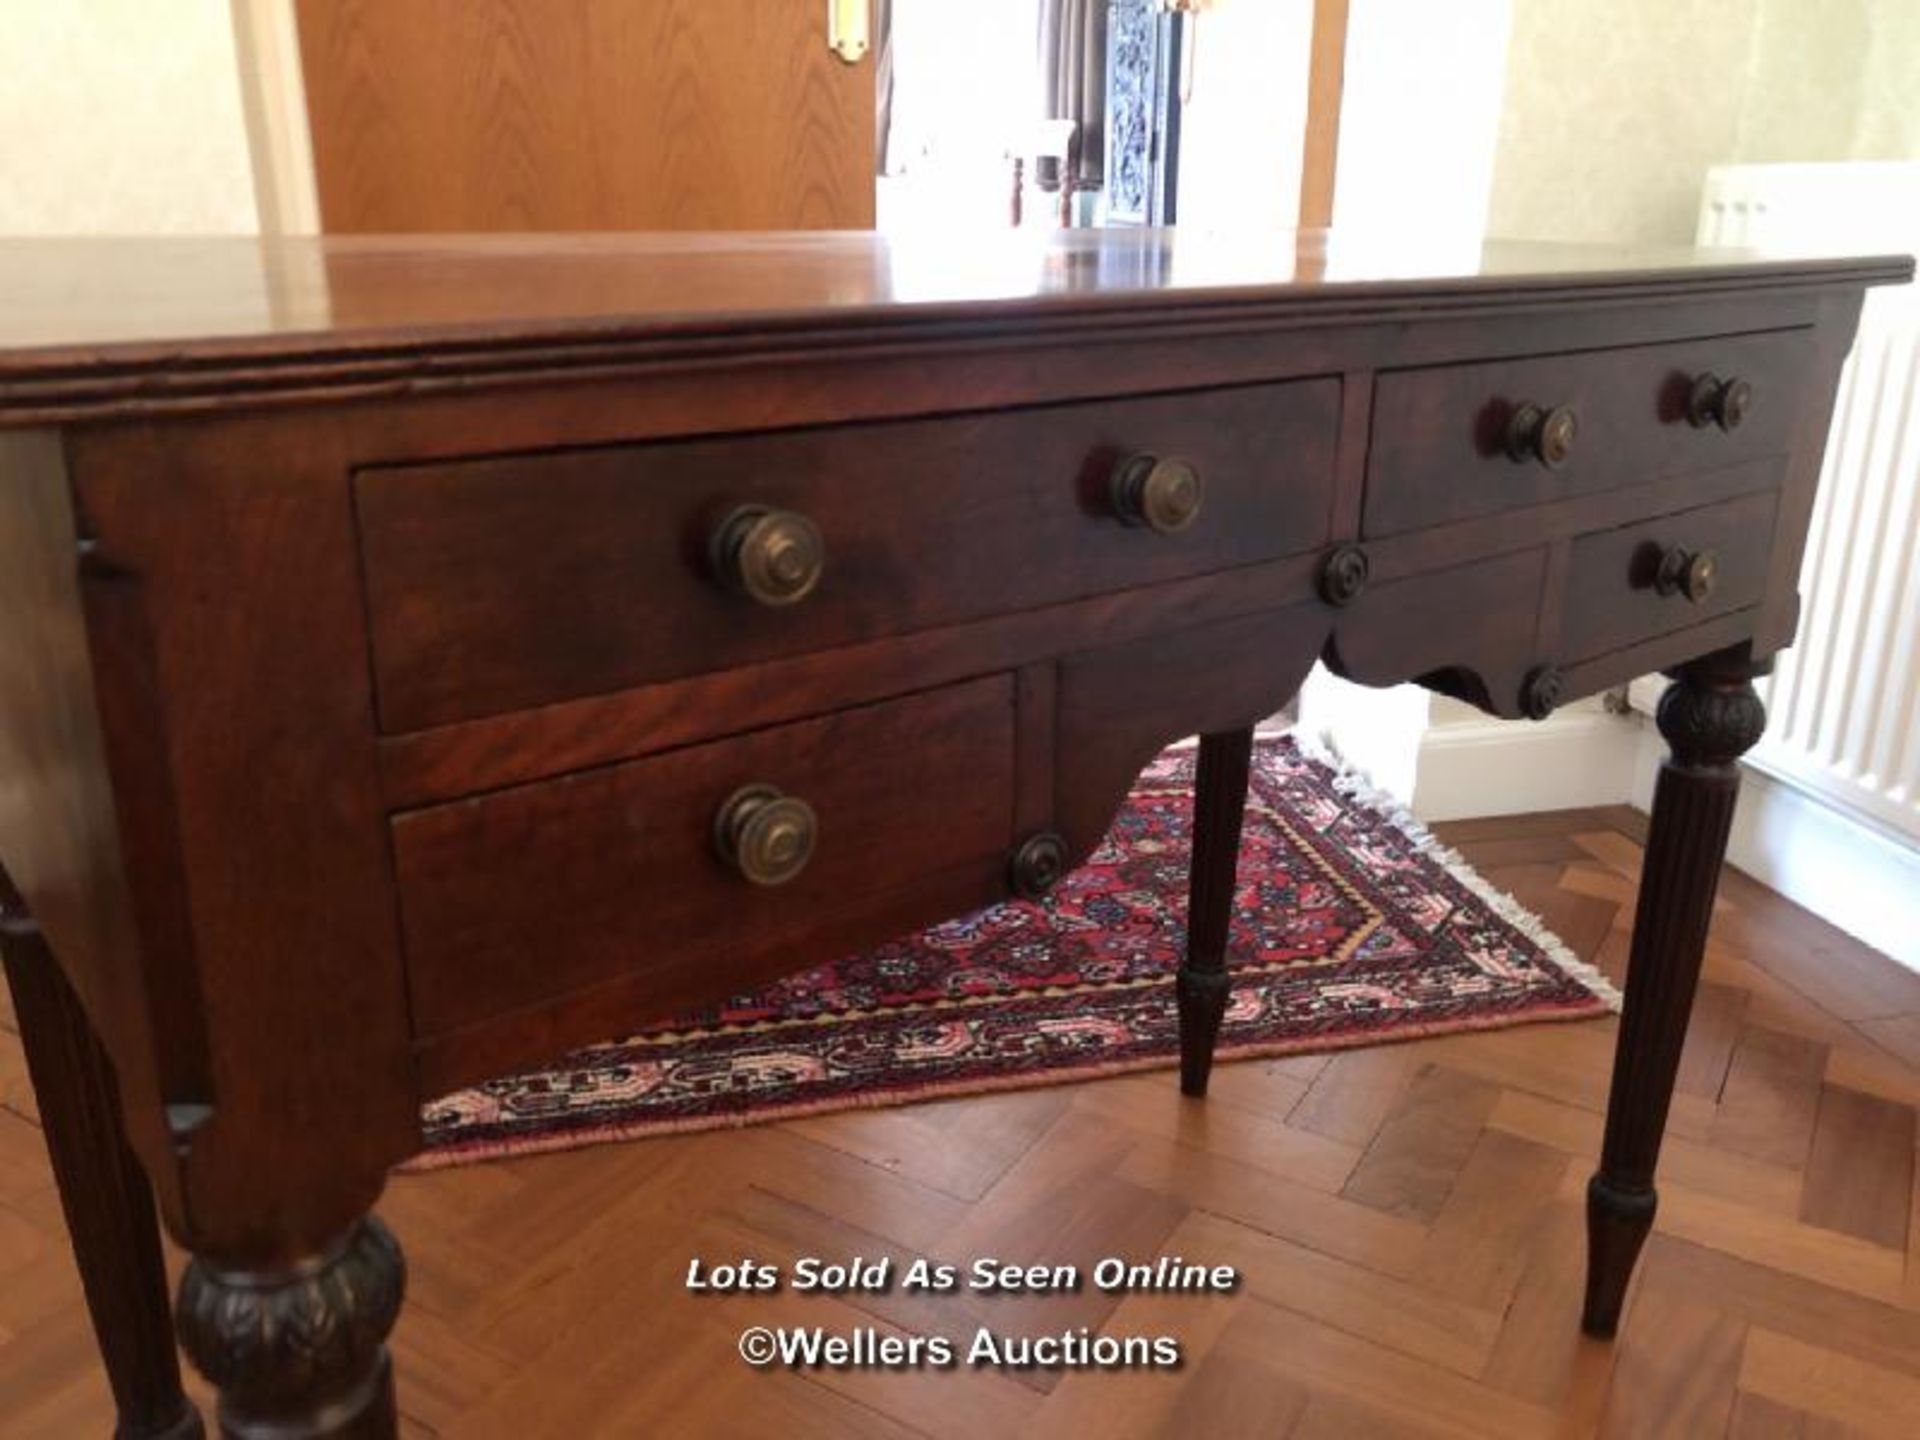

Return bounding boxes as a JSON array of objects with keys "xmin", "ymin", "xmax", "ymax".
[{"xmin": 296, "ymin": 0, "xmax": 876, "ymax": 231}]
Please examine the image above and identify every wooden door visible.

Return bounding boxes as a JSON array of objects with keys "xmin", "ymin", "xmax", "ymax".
[{"xmin": 295, "ymin": 0, "xmax": 875, "ymax": 232}]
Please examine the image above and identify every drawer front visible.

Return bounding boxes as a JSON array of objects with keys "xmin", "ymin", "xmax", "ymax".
[
  {"xmin": 394, "ymin": 677, "xmax": 1017, "ymax": 1038},
  {"xmin": 358, "ymin": 380, "xmax": 1340, "ymax": 732},
  {"xmin": 1560, "ymin": 489, "xmax": 1779, "ymax": 661},
  {"xmin": 1364, "ymin": 329, "xmax": 1812, "ymax": 538}
]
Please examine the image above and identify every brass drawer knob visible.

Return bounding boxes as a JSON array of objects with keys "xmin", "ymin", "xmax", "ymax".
[
  {"xmin": 1317, "ymin": 543, "xmax": 1370, "ymax": 606},
  {"xmin": 1654, "ymin": 545, "xmax": 1719, "ymax": 604},
  {"xmin": 1520, "ymin": 664, "xmax": 1566, "ymax": 721},
  {"xmin": 1110, "ymin": 454, "xmax": 1204, "ymax": 534},
  {"xmin": 710, "ymin": 505, "xmax": 825, "ymax": 607},
  {"xmin": 1505, "ymin": 402, "xmax": 1578, "ymax": 469},
  {"xmin": 1687, "ymin": 372, "xmax": 1752, "ymax": 432},
  {"xmin": 1009, "ymin": 831, "xmax": 1069, "ymax": 899},
  {"xmin": 713, "ymin": 783, "xmax": 818, "ymax": 886}
]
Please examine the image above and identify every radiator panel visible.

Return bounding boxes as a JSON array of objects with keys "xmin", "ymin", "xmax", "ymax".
[{"xmin": 1698, "ymin": 163, "xmax": 1920, "ymax": 844}]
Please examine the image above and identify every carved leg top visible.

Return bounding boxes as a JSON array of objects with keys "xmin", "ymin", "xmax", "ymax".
[
  {"xmin": 1656, "ymin": 644, "xmax": 1769, "ymax": 771},
  {"xmin": 176, "ymin": 1217, "xmax": 405, "ymax": 1438}
]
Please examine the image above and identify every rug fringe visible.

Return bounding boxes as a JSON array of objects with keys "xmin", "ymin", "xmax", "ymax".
[{"xmin": 1289, "ymin": 731, "xmax": 1624, "ymax": 1012}]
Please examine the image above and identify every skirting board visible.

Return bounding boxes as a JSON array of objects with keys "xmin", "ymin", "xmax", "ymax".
[
  {"xmin": 1632, "ymin": 735, "xmax": 1920, "ymax": 975},
  {"xmin": 1414, "ymin": 697, "xmax": 1920, "ymax": 974},
  {"xmin": 1412, "ymin": 700, "xmax": 1643, "ymax": 823}
]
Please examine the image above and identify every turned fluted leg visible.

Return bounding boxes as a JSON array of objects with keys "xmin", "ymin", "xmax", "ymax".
[
  {"xmin": 175, "ymin": 1217, "xmax": 405, "ymax": 1439},
  {"xmin": 0, "ymin": 872, "xmax": 204, "ymax": 1440},
  {"xmin": 1178, "ymin": 727, "xmax": 1254, "ymax": 1097},
  {"xmin": 1582, "ymin": 645, "xmax": 1767, "ymax": 1337}
]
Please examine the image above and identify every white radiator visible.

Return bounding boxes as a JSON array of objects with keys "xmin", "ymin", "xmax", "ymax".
[{"xmin": 1693, "ymin": 164, "xmax": 1920, "ymax": 849}]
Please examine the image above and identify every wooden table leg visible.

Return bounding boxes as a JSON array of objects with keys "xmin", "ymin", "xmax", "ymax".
[
  {"xmin": 175, "ymin": 1219, "xmax": 405, "ymax": 1440},
  {"xmin": 1178, "ymin": 726, "xmax": 1254, "ymax": 1097},
  {"xmin": 1583, "ymin": 644, "xmax": 1767, "ymax": 1336},
  {"xmin": 0, "ymin": 878, "xmax": 205, "ymax": 1440}
]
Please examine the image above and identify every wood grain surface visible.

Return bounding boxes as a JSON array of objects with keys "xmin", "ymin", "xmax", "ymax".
[
  {"xmin": 295, "ymin": 0, "xmax": 875, "ymax": 232},
  {"xmin": 355, "ymin": 380, "xmax": 1338, "ymax": 730},
  {"xmin": 394, "ymin": 677, "xmax": 1016, "ymax": 1045}
]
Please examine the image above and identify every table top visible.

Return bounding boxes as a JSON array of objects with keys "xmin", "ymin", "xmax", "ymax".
[{"xmin": 2, "ymin": 229, "xmax": 1907, "ymax": 424}]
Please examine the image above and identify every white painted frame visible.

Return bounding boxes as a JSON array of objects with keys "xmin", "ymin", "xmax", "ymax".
[{"xmin": 229, "ymin": 0, "xmax": 321, "ymax": 235}]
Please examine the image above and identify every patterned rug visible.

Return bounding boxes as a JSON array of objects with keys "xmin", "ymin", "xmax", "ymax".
[{"xmin": 415, "ymin": 735, "xmax": 1618, "ymax": 1169}]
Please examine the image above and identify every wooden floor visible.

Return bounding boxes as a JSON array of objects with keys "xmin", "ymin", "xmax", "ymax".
[{"xmin": 5, "ymin": 805, "xmax": 1920, "ymax": 1437}]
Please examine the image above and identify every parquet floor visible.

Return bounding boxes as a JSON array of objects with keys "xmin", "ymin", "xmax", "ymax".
[{"xmin": 5, "ymin": 805, "xmax": 1920, "ymax": 1437}]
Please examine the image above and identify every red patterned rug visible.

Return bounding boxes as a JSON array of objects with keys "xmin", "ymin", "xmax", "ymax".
[{"xmin": 415, "ymin": 735, "xmax": 1618, "ymax": 1169}]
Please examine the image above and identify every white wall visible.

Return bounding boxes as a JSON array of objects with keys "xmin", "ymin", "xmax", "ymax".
[
  {"xmin": 1488, "ymin": 0, "xmax": 1920, "ymax": 246},
  {"xmin": 1174, "ymin": 0, "xmax": 1315, "ymax": 233},
  {"xmin": 1738, "ymin": 0, "xmax": 1920, "ymax": 165},
  {"xmin": 878, "ymin": 0, "xmax": 1041, "ymax": 232},
  {"xmin": 1489, "ymin": 0, "xmax": 1759, "ymax": 245},
  {"xmin": 0, "ymin": 0, "xmax": 260, "ymax": 234},
  {"xmin": 1333, "ymin": 0, "xmax": 1512, "ymax": 243}
]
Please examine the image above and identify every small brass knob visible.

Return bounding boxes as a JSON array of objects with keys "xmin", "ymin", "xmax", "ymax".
[
  {"xmin": 1110, "ymin": 454, "xmax": 1204, "ymax": 534},
  {"xmin": 1317, "ymin": 544, "xmax": 1370, "ymax": 607},
  {"xmin": 1009, "ymin": 831, "xmax": 1069, "ymax": 899},
  {"xmin": 1654, "ymin": 545, "xmax": 1719, "ymax": 604},
  {"xmin": 1505, "ymin": 403, "xmax": 1578, "ymax": 469},
  {"xmin": 710, "ymin": 505, "xmax": 825, "ymax": 607},
  {"xmin": 1520, "ymin": 665, "xmax": 1566, "ymax": 721},
  {"xmin": 1687, "ymin": 373, "xmax": 1752, "ymax": 432},
  {"xmin": 713, "ymin": 783, "xmax": 818, "ymax": 886}
]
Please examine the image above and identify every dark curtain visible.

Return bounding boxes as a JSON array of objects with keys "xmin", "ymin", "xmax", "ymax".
[
  {"xmin": 1037, "ymin": 0, "xmax": 1107, "ymax": 188},
  {"xmin": 874, "ymin": 0, "xmax": 897, "ymax": 175}
]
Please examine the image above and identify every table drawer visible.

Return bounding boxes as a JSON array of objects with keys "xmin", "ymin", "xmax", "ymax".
[
  {"xmin": 1559, "ymin": 489, "xmax": 1778, "ymax": 661},
  {"xmin": 357, "ymin": 379, "xmax": 1340, "ymax": 732},
  {"xmin": 1364, "ymin": 329, "xmax": 1812, "ymax": 538},
  {"xmin": 393, "ymin": 676, "xmax": 1018, "ymax": 1038}
]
